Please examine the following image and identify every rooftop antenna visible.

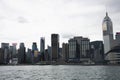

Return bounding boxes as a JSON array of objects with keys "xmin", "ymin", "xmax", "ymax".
[{"xmin": 105, "ymin": 5, "xmax": 108, "ymax": 16}]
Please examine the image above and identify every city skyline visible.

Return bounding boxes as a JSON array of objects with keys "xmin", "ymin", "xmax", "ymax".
[{"xmin": 0, "ymin": 0, "xmax": 120, "ymax": 49}]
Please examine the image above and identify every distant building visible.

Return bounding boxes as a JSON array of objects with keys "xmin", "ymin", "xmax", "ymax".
[
  {"xmin": 1, "ymin": 43, "xmax": 9, "ymax": 64},
  {"xmin": 12, "ymin": 43, "xmax": 17, "ymax": 58},
  {"xmin": 58, "ymin": 48, "xmax": 62, "ymax": 61},
  {"xmin": 68, "ymin": 37, "xmax": 90, "ymax": 63},
  {"xmin": 32, "ymin": 42, "xmax": 39, "ymax": 63},
  {"xmin": 90, "ymin": 41, "xmax": 104, "ymax": 64},
  {"xmin": 40, "ymin": 37, "xmax": 45, "ymax": 61},
  {"xmin": 32, "ymin": 42, "xmax": 38, "ymax": 51},
  {"xmin": 62, "ymin": 43, "xmax": 69, "ymax": 62},
  {"xmin": 81, "ymin": 38, "xmax": 90, "ymax": 58},
  {"xmin": 106, "ymin": 45, "xmax": 120, "ymax": 64},
  {"xmin": 0, "ymin": 48, "xmax": 4, "ymax": 64},
  {"xmin": 115, "ymin": 32, "xmax": 120, "ymax": 44},
  {"xmin": 18, "ymin": 43, "xmax": 26, "ymax": 64},
  {"xmin": 51, "ymin": 34, "xmax": 59, "ymax": 61},
  {"xmin": 74, "ymin": 37, "xmax": 82, "ymax": 59},
  {"xmin": 44, "ymin": 49, "xmax": 49, "ymax": 61},
  {"xmin": 102, "ymin": 12, "xmax": 114, "ymax": 54},
  {"xmin": 26, "ymin": 48, "xmax": 32, "ymax": 63},
  {"xmin": 48, "ymin": 46, "xmax": 52, "ymax": 61},
  {"xmin": 68, "ymin": 38, "xmax": 78, "ymax": 61}
]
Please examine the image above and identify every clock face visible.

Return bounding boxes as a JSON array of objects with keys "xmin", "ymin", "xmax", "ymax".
[{"xmin": 102, "ymin": 23, "xmax": 107, "ymax": 31}]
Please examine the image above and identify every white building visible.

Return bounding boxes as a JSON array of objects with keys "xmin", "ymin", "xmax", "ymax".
[{"xmin": 102, "ymin": 12, "xmax": 114, "ymax": 54}]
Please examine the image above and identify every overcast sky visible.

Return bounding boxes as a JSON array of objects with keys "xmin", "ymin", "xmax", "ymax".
[{"xmin": 0, "ymin": 0, "xmax": 120, "ymax": 49}]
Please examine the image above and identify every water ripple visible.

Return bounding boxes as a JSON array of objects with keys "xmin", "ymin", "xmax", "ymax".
[{"xmin": 0, "ymin": 65, "xmax": 120, "ymax": 80}]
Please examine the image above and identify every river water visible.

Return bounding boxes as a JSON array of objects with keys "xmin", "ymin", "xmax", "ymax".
[{"xmin": 0, "ymin": 65, "xmax": 120, "ymax": 80}]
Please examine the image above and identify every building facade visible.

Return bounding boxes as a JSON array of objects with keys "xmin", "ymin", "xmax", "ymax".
[
  {"xmin": 68, "ymin": 38, "xmax": 78, "ymax": 61},
  {"xmin": 1, "ymin": 43, "xmax": 9, "ymax": 64},
  {"xmin": 106, "ymin": 45, "xmax": 120, "ymax": 64},
  {"xmin": 0, "ymin": 48, "xmax": 4, "ymax": 64},
  {"xmin": 62, "ymin": 43, "xmax": 69, "ymax": 62},
  {"xmin": 81, "ymin": 38, "xmax": 90, "ymax": 58},
  {"xmin": 32, "ymin": 42, "xmax": 39, "ymax": 63},
  {"xmin": 90, "ymin": 41, "xmax": 104, "ymax": 64},
  {"xmin": 18, "ymin": 43, "xmax": 26, "ymax": 64},
  {"xmin": 102, "ymin": 12, "xmax": 114, "ymax": 54},
  {"xmin": 115, "ymin": 32, "xmax": 120, "ymax": 45},
  {"xmin": 51, "ymin": 34, "xmax": 59, "ymax": 61},
  {"xmin": 40, "ymin": 37, "xmax": 45, "ymax": 61}
]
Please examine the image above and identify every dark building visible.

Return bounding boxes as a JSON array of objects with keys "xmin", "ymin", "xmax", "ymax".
[
  {"xmin": 68, "ymin": 37, "xmax": 90, "ymax": 63},
  {"xmin": 74, "ymin": 37, "xmax": 82, "ymax": 60},
  {"xmin": 44, "ymin": 49, "xmax": 49, "ymax": 61},
  {"xmin": 0, "ymin": 48, "xmax": 4, "ymax": 64},
  {"xmin": 115, "ymin": 32, "xmax": 120, "ymax": 44},
  {"xmin": 18, "ymin": 43, "xmax": 26, "ymax": 64},
  {"xmin": 40, "ymin": 37, "xmax": 45, "ymax": 61},
  {"xmin": 48, "ymin": 46, "xmax": 52, "ymax": 61},
  {"xmin": 26, "ymin": 48, "xmax": 32, "ymax": 63},
  {"xmin": 1, "ymin": 43, "xmax": 9, "ymax": 64},
  {"xmin": 81, "ymin": 38, "xmax": 90, "ymax": 58},
  {"xmin": 32, "ymin": 42, "xmax": 39, "ymax": 63},
  {"xmin": 32, "ymin": 42, "xmax": 38, "ymax": 51},
  {"xmin": 68, "ymin": 38, "xmax": 79, "ymax": 62},
  {"xmin": 51, "ymin": 34, "xmax": 59, "ymax": 61},
  {"xmin": 90, "ymin": 41, "xmax": 104, "ymax": 64},
  {"xmin": 62, "ymin": 43, "xmax": 69, "ymax": 62}
]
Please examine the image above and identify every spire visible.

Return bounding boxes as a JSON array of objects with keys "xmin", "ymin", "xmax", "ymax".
[{"xmin": 106, "ymin": 12, "xmax": 108, "ymax": 17}]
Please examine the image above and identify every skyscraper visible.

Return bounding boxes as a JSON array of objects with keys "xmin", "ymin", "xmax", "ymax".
[
  {"xmin": 32, "ymin": 42, "xmax": 38, "ymax": 51},
  {"xmin": 12, "ymin": 43, "xmax": 17, "ymax": 58},
  {"xmin": 40, "ymin": 37, "xmax": 45, "ymax": 60},
  {"xmin": 0, "ymin": 48, "xmax": 4, "ymax": 64},
  {"xmin": 18, "ymin": 43, "xmax": 26, "ymax": 64},
  {"xmin": 32, "ymin": 42, "xmax": 39, "ymax": 63},
  {"xmin": 62, "ymin": 43, "xmax": 69, "ymax": 62},
  {"xmin": 102, "ymin": 12, "xmax": 114, "ymax": 54},
  {"xmin": 90, "ymin": 41, "xmax": 104, "ymax": 64},
  {"xmin": 51, "ymin": 34, "xmax": 59, "ymax": 61},
  {"xmin": 1, "ymin": 43, "xmax": 9, "ymax": 64},
  {"xmin": 81, "ymin": 38, "xmax": 90, "ymax": 58},
  {"xmin": 74, "ymin": 37, "xmax": 82, "ymax": 59},
  {"xmin": 68, "ymin": 38, "xmax": 78, "ymax": 61}
]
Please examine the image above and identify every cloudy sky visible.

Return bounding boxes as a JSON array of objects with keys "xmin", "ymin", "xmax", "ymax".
[{"xmin": 0, "ymin": 0, "xmax": 120, "ymax": 49}]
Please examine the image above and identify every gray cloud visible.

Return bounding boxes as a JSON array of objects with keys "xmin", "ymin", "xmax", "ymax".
[
  {"xmin": 62, "ymin": 33, "xmax": 75, "ymax": 39},
  {"xmin": 0, "ymin": 0, "xmax": 120, "ymax": 48},
  {"xmin": 17, "ymin": 17, "xmax": 28, "ymax": 23}
]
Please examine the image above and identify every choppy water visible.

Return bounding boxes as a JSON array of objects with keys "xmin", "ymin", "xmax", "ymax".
[{"xmin": 0, "ymin": 65, "xmax": 120, "ymax": 80}]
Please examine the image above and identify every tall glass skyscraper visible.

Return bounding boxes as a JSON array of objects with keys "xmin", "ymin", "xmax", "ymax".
[{"xmin": 102, "ymin": 12, "xmax": 114, "ymax": 54}]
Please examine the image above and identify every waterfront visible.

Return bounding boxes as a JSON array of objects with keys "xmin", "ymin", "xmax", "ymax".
[{"xmin": 0, "ymin": 65, "xmax": 120, "ymax": 80}]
